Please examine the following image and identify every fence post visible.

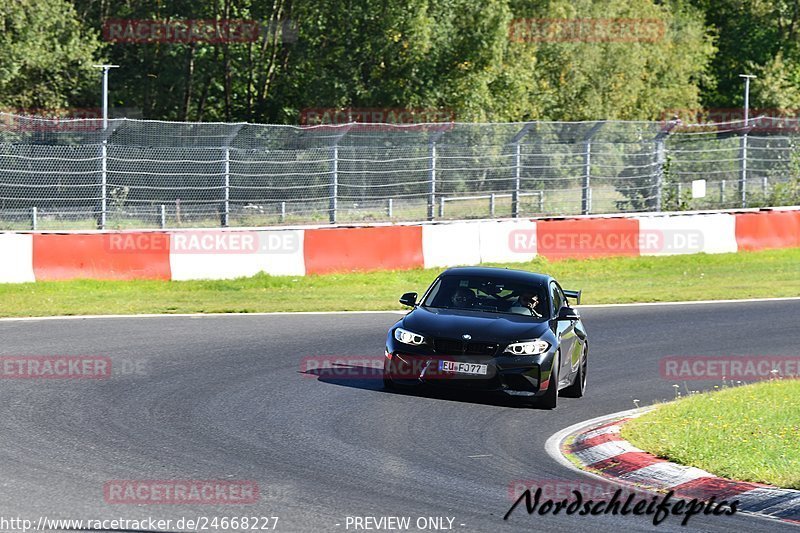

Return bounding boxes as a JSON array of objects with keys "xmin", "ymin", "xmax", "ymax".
[
  {"xmin": 94, "ymin": 120, "xmax": 123, "ymax": 230},
  {"xmin": 387, "ymin": 198, "xmax": 393, "ymax": 218},
  {"xmin": 654, "ymin": 119, "xmax": 678, "ymax": 212},
  {"xmin": 428, "ymin": 141, "xmax": 437, "ymax": 221},
  {"xmin": 654, "ymin": 137, "xmax": 666, "ymax": 212},
  {"xmin": 222, "ymin": 147, "xmax": 230, "ymax": 227},
  {"xmin": 99, "ymin": 143, "xmax": 107, "ymax": 229},
  {"xmin": 538, "ymin": 191, "xmax": 544, "ymax": 213},
  {"xmin": 439, "ymin": 196, "xmax": 445, "ymax": 218},
  {"xmin": 489, "ymin": 193, "xmax": 496, "ymax": 217},
  {"xmin": 579, "ymin": 122, "xmax": 607, "ymax": 214},
  {"xmin": 160, "ymin": 204, "xmax": 166, "ymax": 229},
  {"xmin": 510, "ymin": 123, "xmax": 534, "ymax": 218},
  {"xmin": 31, "ymin": 206, "xmax": 37, "ymax": 230},
  {"xmin": 720, "ymin": 180, "xmax": 726, "ymax": 204},
  {"xmin": 220, "ymin": 124, "xmax": 244, "ymax": 228},
  {"xmin": 740, "ymin": 133, "xmax": 748, "ymax": 208},
  {"xmin": 326, "ymin": 125, "xmax": 353, "ymax": 225},
  {"xmin": 330, "ymin": 144, "xmax": 338, "ymax": 224},
  {"xmin": 280, "ymin": 201, "xmax": 286, "ymax": 223},
  {"xmin": 762, "ymin": 176, "xmax": 768, "ymax": 194},
  {"xmin": 513, "ymin": 142, "xmax": 521, "ymax": 218},
  {"xmin": 582, "ymin": 141, "xmax": 592, "ymax": 215}
]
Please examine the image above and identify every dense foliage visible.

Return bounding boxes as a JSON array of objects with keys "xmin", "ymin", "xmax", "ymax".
[{"xmin": 0, "ymin": 1, "xmax": 797, "ymax": 123}]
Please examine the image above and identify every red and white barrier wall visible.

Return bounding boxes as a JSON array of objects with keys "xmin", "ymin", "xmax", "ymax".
[
  {"xmin": 1, "ymin": 208, "xmax": 798, "ymax": 283},
  {"xmin": 0, "ymin": 234, "xmax": 35, "ymax": 283}
]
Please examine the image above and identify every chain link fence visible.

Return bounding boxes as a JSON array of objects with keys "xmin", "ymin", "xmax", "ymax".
[{"xmin": 0, "ymin": 113, "xmax": 798, "ymax": 230}]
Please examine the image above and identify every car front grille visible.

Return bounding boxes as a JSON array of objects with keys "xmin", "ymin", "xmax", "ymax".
[{"xmin": 433, "ymin": 338, "xmax": 499, "ymax": 356}]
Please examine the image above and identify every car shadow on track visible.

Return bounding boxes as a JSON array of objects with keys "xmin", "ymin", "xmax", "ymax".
[{"xmin": 299, "ymin": 364, "xmax": 546, "ymax": 409}]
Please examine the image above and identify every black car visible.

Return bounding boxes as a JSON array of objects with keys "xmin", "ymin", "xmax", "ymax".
[{"xmin": 383, "ymin": 266, "xmax": 588, "ymax": 408}]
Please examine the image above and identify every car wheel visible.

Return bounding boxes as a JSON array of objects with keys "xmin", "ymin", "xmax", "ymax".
[
  {"xmin": 383, "ymin": 374, "xmax": 395, "ymax": 390},
  {"xmin": 538, "ymin": 352, "xmax": 559, "ymax": 409},
  {"xmin": 562, "ymin": 343, "xmax": 587, "ymax": 398}
]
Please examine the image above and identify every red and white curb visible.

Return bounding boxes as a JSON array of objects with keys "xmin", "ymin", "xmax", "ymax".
[{"xmin": 546, "ymin": 408, "xmax": 800, "ymax": 526}]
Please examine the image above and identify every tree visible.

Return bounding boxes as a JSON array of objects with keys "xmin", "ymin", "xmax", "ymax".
[
  {"xmin": 73, "ymin": 0, "xmax": 295, "ymax": 121},
  {"xmin": 750, "ymin": 52, "xmax": 800, "ymax": 111},
  {"xmin": 0, "ymin": 0, "xmax": 104, "ymax": 112},
  {"xmin": 66, "ymin": 0, "xmax": 722, "ymax": 123},
  {"xmin": 689, "ymin": 0, "xmax": 800, "ymax": 110},
  {"xmin": 508, "ymin": 0, "xmax": 716, "ymax": 120},
  {"xmin": 285, "ymin": 0, "xmax": 533, "ymax": 122}
]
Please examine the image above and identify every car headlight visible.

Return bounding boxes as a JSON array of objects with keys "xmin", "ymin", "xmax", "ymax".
[
  {"xmin": 394, "ymin": 327, "xmax": 426, "ymax": 346},
  {"xmin": 504, "ymin": 339, "xmax": 550, "ymax": 355}
]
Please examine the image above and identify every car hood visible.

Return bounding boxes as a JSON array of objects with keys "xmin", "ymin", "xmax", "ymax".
[{"xmin": 402, "ymin": 306, "xmax": 551, "ymax": 342}]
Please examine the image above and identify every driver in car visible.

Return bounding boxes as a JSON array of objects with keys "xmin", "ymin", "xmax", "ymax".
[
  {"xmin": 450, "ymin": 287, "xmax": 475, "ymax": 309},
  {"xmin": 512, "ymin": 291, "xmax": 543, "ymax": 318}
]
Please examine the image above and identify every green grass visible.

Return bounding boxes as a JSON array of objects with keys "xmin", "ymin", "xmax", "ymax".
[
  {"xmin": 0, "ymin": 247, "xmax": 798, "ymax": 318},
  {"xmin": 622, "ymin": 380, "xmax": 800, "ymax": 489}
]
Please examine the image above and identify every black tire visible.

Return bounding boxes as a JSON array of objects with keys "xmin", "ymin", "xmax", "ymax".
[
  {"xmin": 561, "ymin": 343, "xmax": 588, "ymax": 398},
  {"xmin": 538, "ymin": 352, "xmax": 559, "ymax": 409},
  {"xmin": 383, "ymin": 374, "xmax": 396, "ymax": 390}
]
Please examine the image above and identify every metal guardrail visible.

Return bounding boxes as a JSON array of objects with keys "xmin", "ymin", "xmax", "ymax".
[{"xmin": 438, "ymin": 192, "xmax": 545, "ymax": 218}]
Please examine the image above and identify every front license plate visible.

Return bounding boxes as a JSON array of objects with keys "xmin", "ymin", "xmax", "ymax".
[{"xmin": 439, "ymin": 360, "xmax": 488, "ymax": 375}]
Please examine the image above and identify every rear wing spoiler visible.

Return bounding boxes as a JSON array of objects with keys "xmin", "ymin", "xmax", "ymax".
[{"xmin": 563, "ymin": 289, "xmax": 582, "ymax": 305}]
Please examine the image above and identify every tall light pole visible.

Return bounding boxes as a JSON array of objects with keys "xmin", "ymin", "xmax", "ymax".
[
  {"xmin": 739, "ymin": 74, "xmax": 756, "ymax": 126},
  {"xmin": 739, "ymin": 74, "xmax": 756, "ymax": 208},
  {"xmin": 92, "ymin": 64, "xmax": 119, "ymax": 229},
  {"xmin": 93, "ymin": 65, "xmax": 119, "ymax": 129}
]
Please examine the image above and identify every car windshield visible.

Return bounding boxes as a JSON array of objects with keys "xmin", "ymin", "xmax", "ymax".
[{"xmin": 421, "ymin": 275, "xmax": 549, "ymax": 318}]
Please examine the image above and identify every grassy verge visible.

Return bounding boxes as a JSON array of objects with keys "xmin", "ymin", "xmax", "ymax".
[
  {"xmin": 0, "ymin": 247, "xmax": 798, "ymax": 318},
  {"xmin": 622, "ymin": 380, "xmax": 800, "ymax": 489}
]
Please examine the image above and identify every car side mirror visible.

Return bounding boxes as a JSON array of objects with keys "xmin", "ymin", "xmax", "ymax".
[
  {"xmin": 399, "ymin": 292, "xmax": 418, "ymax": 307},
  {"xmin": 557, "ymin": 306, "xmax": 580, "ymax": 321}
]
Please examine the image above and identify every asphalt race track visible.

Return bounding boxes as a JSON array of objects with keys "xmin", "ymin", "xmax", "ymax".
[{"xmin": 1, "ymin": 300, "xmax": 799, "ymax": 532}]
